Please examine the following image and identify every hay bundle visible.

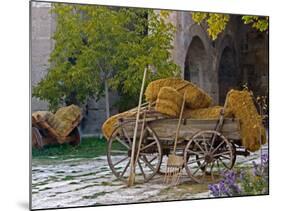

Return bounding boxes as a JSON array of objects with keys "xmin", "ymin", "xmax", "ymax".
[
  {"xmin": 145, "ymin": 77, "xmax": 212, "ymax": 109},
  {"xmin": 47, "ymin": 104, "xmax": 81, "ymax": 138},
  {"xmin": 183, "ymin": 106, "xmax": 233, "ymax": 119},
  {"xmin": 225, "ymin": 89, "xmax": 266, "ymax": 152},
  {"xmin": 102, "ymin": 110, "xmax": 136, "ymax": 140},
  {"xmin": 32, "ymin": 111, "xmax": 54, "ymax": 123},
  {"xmin": 155, "ymin": 87, "xmax": 183, "ymax": 117}
]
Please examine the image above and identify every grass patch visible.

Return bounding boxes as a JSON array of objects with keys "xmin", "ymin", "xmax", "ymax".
[
  {"xmin": 62, "ymin": 175, "xmax": 75, "ymax": 181},
  {"xmin": 32, "ymin": 137, "xmax": 123, "ymax": 160}
]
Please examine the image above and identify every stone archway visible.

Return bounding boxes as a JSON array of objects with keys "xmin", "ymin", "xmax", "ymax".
[
  {"xmin": 184, "ymin": 36, "xmax": 209, "ymax": 91},
  {"xmin": 218, "ymin": 46, "xmax": 238, "ymax": 104}
]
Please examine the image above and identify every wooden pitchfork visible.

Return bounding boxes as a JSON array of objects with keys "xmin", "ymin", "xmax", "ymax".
[{"xmin": 164, "ymin": 91, "xmax": 187, "ymax": 185}]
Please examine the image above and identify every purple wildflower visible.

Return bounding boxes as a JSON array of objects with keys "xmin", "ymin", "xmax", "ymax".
[
  {"xmin": 208, "ymin": 170, "xmax": 241, "ymax": 197},
  {"xmin": 261, "ymin": 153, "xmax": 268, "ymax": 165},
  {"xmin": 209, "ymin": 184, "xmax": 220, "ymax": 197},
  {"xmin": 224, "ymin": 171, "xmax": 236, "ymax": 186},
  {"xmin": 219, "ymin": 181, "xmax": 230, "ymax": 196}
]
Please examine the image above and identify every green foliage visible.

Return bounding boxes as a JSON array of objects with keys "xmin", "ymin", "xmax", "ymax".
[
  {"xmin": 239, "ymin": 169, "xmax": 268, "ymax": 195},
  {"xmin": 110, "ymin": 9, "xmax": 180, "ymax": 107},
  {"xmin": 192, "ymin": 12, "xmax": 229, "ymax": 40},
  {"xmin": 242, "ymin": 16, "xmax": 269, "ymax": 32},
  {"xmin": 32, "ymin": 136, "xmax": 123, "ymax": 160},
  {"xmin": 192, "ymin": 12, "xmax": 268, "ymax": 40},
  {"xmin": 32, "ymin": 4, "xmax": 179, "ymax": 110},
  {"xmin": 192, "ymin": 12, "xmax": 207, "ymax": 24}
]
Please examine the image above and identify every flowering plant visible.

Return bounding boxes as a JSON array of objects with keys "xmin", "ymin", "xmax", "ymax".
[
  {"xmin": 209, "ymin": 152, "xmax": 268, "ymax": 197},
  {"xmin": 208, "ymin": 171, "xmax": 241, "ymax": 197}
]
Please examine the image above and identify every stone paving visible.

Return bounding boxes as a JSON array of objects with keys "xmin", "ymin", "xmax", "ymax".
[{"xmin": 31, "ymin": 145, "xmax": 268, "ymax": 210}]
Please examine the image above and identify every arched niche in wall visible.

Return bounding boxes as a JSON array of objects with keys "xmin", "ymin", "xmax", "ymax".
[
  {"xmin": 218, "ymin": 46, "xmax": 239, "ymax": 105},
  {"xmin": 184, "ymin": 36, "xmax": 209, "ymax": 91}
]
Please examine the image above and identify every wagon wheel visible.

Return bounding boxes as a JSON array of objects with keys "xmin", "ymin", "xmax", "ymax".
[
  {"xmin": 32, "ymin": 127, "xmax": 43, "ymax": 149},
  {"xmin": 107, "ymin": 123, "xmax": 162, "ymax": 183},
  {"xmin": 195, "ymin": 142, "xmax": 236, "ymax": 175},
  {"xmin": 184, "ymin": 130, "xmax": 235, "ymax": 183},
  {"xmin": 69, "ymin": 127, "xmax": 81, "ymax": 146}
]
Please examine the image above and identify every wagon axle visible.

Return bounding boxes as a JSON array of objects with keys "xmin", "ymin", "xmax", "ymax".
[{"xmin": 204, "ymin": 153, "xmax": 214, "ymax": 163}]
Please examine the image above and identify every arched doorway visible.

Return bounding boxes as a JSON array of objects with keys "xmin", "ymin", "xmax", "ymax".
[
  {"xmin": 184, "ymin": 36, "xmax": 208, "ymax": 90},
  {"xmin": 218, "ymin": 47, "xmax": 238, "ymax": 104}
]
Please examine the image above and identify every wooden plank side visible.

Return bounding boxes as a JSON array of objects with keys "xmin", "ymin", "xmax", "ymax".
[
  {"xmin": 149, "ymin": 118, "xmax": 241, "ymax": 141},
  {"xmin": 121, "ymin": 118, "xmax": 241, "ymax": 141}
]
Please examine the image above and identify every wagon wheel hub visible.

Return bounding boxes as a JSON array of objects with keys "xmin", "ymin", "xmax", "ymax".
[{"xmin": 204, "ymin": 153, "xmax": 214, "ymax": 163}]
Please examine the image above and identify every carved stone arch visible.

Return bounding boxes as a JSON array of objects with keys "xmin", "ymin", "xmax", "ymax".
[
  {"xmin": 184, "ymin": 35, "xmax": 212, "ymax": 95},
  {"xmin": 182, "ymin": 24, "xmax": 218, "ymax": 100},
  {"xmin": 217, "ymin": 34, "xmax": 239, "ymax": 68},
  {"xmin": 183, "ymin": 24, "xmax": 212, "ymax": 58}
]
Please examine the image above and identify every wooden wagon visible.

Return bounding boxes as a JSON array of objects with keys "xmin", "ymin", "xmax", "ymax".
[
  {"xmin": 32, "ymin": 111, "xmax": 82, "ymax": 149},
  {"xmin": 106, "ymin": 105, "xmax": 251, "ymax": 184}
]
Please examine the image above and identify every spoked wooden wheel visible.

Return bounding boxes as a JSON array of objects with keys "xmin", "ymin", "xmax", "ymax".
[
  {"xmin": 32, "ymin": 127, "xmax": 43, "ymax": 149},
  {"xmin": 107, "ymin": 123, "xmax": 162, "ymax": 183},
  {"xmin": 184, "ymin": 130, "xmax": 235, "ymax": 183}
]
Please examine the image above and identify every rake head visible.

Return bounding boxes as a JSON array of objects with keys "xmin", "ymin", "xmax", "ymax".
[{"xmin": 164, "ymin": 154, "xmax": 184, "ymax": 185}]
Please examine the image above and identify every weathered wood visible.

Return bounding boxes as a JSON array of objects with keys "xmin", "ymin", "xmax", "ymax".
[
  {"xmin": 33, "ymin": 115, "xmax": 82, "ymax": 144},
  {"xmin": 32, "ymin": 127, "xmax": 43, "ymax": 149},
  {"xmin": 119, "ymin": 118, "xmax": 241, "ymax": 142}
]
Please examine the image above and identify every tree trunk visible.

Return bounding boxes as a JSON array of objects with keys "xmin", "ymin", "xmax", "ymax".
[
  {"xmin": 105, "ymin": 80, "xmax": 110, "ymax": 119},
  {"xmin": 65, "ymin": 91, "xmax": 79, "ymax": 106}
]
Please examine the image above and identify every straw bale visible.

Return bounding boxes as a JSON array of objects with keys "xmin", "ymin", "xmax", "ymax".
[
  {"xmin": 32, "ymin": 111, "xmax": 54, "ymax": 123},
  {"xmin": 183, "ymin": 84, "xmax": 213, "ymax": 109},
  {"xmin": 102, "ymin": 110, "xmax": 136, "ymax": 140},
  {"xmin": 155, "ymin": 87, "xmax": 183, "ymax": 117},
  {"xmin": 47, "ymin": 104, "xmax": 81, "ymax": 138},
  {"xmin": 183, "ymin": 106, "xmax": 233, "ymax": 119},
  {"xmin": 156, "ymin": 99, "xmax": 180, "ymax": 117},
  {"xmin": 145, "ymin": 77, "xmax": 212, "ymax": 109},
  {"xmin": 225, "ymin": 89, "xmax": 266, "ymax": 152},
  {"xmin": 157, "ymin": 86, "xmax": 183, "ymax": 107}
]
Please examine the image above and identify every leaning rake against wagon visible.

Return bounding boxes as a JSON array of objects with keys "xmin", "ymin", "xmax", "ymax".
[
  {"xmin": 32, "ymin": 104, "xmax": 82, "ymax": 149},
  {"xmin": 102, "ymin": 78, "xmax": 267, "ymax": 185}
]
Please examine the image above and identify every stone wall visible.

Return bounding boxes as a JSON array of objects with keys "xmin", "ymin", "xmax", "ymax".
[
  {"xmin": 169, "ymin": 12, "xmax": 268, "ymax": 105},
  {"xmin": 31, "ymin": 2, "xmax": 54, "ymax": 111}
]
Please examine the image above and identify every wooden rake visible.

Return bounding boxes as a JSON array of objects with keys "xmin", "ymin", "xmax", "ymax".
[{"xmin": 164, "ymin": 91, "xmax": 187, "ymax": 185}]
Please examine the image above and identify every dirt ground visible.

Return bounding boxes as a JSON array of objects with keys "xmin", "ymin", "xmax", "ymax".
[{"xmin": 31, "ymin": 145, "xmax": 268, "ymax": 209}]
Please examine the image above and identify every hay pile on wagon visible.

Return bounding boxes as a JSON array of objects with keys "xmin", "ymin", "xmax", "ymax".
[
  {"xmin": 225, "ymin": 90, "xmax": 266, "ymax": 152},
  {"xmin": 145, "ymin": 78, "xmax": 212, "ymax": 109},
  {"xmin": 47, "ymin": 105, "xmax": 82, "ymax": 137},
  {"xmin": 102, "ymin": 78, "xmax": 267, "ymax": 152},
  {"xmin": 32, "ymin": 104, "xmax": 82, "ymax": 139},
  {"xmin": 155, "ymin": 86, "xmax": 184, "ymax": 117},
  {"xmin": 182, "ymin": 106, "xmax": 233, "ymax": 119},
  {"xmin": 102, "ymin": 109, "xmax": 137, "ymax": 140}
]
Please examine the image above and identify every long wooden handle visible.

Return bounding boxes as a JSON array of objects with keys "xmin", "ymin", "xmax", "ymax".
[
  {"xmin": 173, "ymin": 91, "xmax": 187, "ymax": 153},
  {"xmin": 128, "ymin": 67, "xmax": 148, "ymax": 187}
]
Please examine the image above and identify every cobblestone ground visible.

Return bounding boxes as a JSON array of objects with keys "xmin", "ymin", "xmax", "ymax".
[{"xmin": 32, "ymin": 145, "xmax": 268, "ymax": 209}]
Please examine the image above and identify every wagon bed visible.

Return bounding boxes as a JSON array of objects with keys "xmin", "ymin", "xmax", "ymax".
[
  {"xmin": 118, "ymin": 112, "xmax": 241, "ymax": 141},
  {"xmin": 107, "ymin": 108, "xmax": 249, "ymax": 184}
]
